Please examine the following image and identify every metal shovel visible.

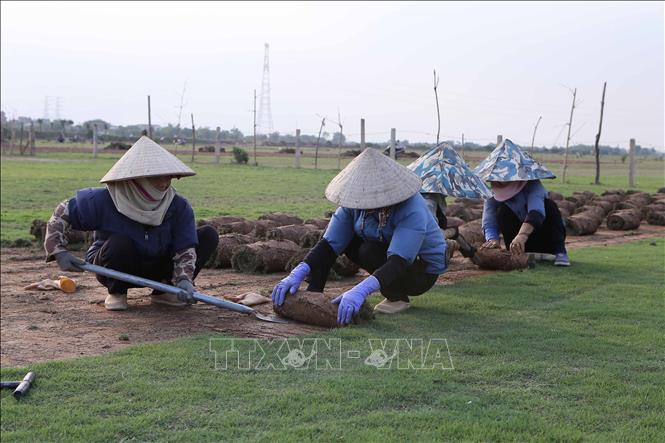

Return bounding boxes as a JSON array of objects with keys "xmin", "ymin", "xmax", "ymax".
[{"xmin": 78, "ymin": 262, "xmax": 288, "ymax": 323}]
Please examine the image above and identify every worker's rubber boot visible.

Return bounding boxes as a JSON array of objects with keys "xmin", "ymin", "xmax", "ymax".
[
  {"xmin": 151, "ymin": 293, "xmax": 187, "ymax": 308},
  {"xmin": 374, "ymin": 299, "xmax": 410, "ymax": 314},
  {"xmin": 105, "ymin": 293, "xmax": 128, "ymax": 311}
]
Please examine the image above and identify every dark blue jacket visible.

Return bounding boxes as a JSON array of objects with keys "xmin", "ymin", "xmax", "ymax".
[{"xmin": 67, "ymin": 188, "xmax": 198, "ymax": 261}]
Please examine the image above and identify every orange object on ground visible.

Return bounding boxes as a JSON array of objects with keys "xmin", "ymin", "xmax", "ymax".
[{"xmin": 24, "ymin": 276, "xmax": 77, "ymax": 293}]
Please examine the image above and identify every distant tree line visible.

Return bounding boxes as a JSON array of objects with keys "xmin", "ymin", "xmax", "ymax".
[{"xmin": 0, "ymin": 111, "xmax": 661, "ymax": 157}]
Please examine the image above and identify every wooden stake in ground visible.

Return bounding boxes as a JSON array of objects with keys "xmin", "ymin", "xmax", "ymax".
[
  {"xmin": 561, "ymin": 87, "xmax": 577, "ymax": 183},
  {"xmin": 92, "ymin": 123, "xmax": 98, "ymax": 159},
  {"xmin": 360, "ymin": 118, "xmax": 366, "ymax": 151},
  {"xmin": 214, "ymin": 126, "xmax": 221, "ymax": 164},
  {"xmin": 190, "ymin": 113, "xmax": 196, "ymax": 163},
  {"xmin": 253, "ymin": 89, "xmax": 257, "ymax": 166},
  {"xmin": 433, "ymin": 69, "xmax": 441, "ymax": 145},
  {"xmin": 147, "ymin": 95, "xmax": 152, "ymax": 139},
  {"xmin": 594, "ymin": 82, "xmax": 607, "ymax": 185},
  {"xmin": 295, "ymin": 129, "xmax": 301, "ymax": 168},
  {"xmin": 628, "ymin": 138, "xmax": 636, "ymax": 187},
  {"xmin": 314, "ymin": 115, "xmax": 326, "ymax": 170},
  {"xmin": 530, "ymin": 116, "xmax": 542, "ymax": 155}
]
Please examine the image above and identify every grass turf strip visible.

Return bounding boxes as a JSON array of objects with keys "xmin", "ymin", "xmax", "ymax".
[{"xmin": 1, "ymin": 239, "xmax": 663, "ymax": 442}]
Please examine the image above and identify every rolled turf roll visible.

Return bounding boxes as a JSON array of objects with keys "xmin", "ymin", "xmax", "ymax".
[
  {"xmin": 273, "ymin": 290, "xmax": 373, "ymax": 328},
  {"xmin": 606, "ymin": 209, "xmax": 641, "ymax": 230}
]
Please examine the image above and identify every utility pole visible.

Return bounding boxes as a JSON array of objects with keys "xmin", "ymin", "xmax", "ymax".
[
  {"xmin": 561, "ymin": 88, "xmax": 577, "ymax": 183},
  {"xmin": 390, "ymin": 128, "xmax": 396, "ymax": 159},
  {"xmin": 314, "ymin": 115, "xmax": 326, "ymax": 170},
  {"xmin": 594, "ymin": 82, "xmax": 607, "ymax": 185},
  {"xmin": 360, "ymin": 118, "xmax": 366, "ymax": 151},
  {"xmin": 253, "ymin": 89, "xmax": 257, "ymax": 166},
  {"xmin": 530, "ymin": 116, "xmax": 542, "ymax": 155},
  {"xmin": 497, "ymin": 135, "xmax": 503, "ymax": 146},
  {"xmin": 190, "ymin": 113, "xmax": 196, "ymax": 163},
  {"xmin": 433, "ymin": 69, "xmax": 441, "ymax": 144},
  {"xmin": 147, "ymin": 95, "xmax": 152, "ymax": 139}
]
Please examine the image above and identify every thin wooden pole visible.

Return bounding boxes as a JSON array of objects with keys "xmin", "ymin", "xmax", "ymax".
[
  {"xmin": 190, "ymin": 113, "xmax": 196, "ymax": 163},
  {"xmin": 253, "ymin": 89, "xmax": 257, "ymax": 166},
  {"xmin": 215, "ymin": 126, "xmax": 221, "ymax": 164},
  {"xmin": 561, "ymin": 88, "xmax": 576, "ymax": 183},
  {"xmin": 433, "ymin": 69, "xmax": 441, "ymax": 145},
  {"xmin": 390, "ymin": 128, "xmax": 396, "ymax": 159},
  {"xmin": 147, "ymin": 95, "xmax": 152, "ymax": 139},
  {"xmin": 92, "ymin": 123, "xmax": 98, "ymax": 159},
  {"xmin": 315, "ymin": 116, "xmax": 325, "ymax": 170},
  {"xmin": 18, "ymin": 123, "xmax": 24, "ymax": 155},
  {"xmin": 336, "ymin": 109, "xmax": 343, "ymax": 170},
  {"xmin": 360, "ymin": 118, "xmax": 365, "ymax": 151},
  {"xmin": 594, "ymin": 82, "xmax": 607, "ymax": 185},
  {"xmin": 461, "ymin": 133, "xmax": 465, "ymax": 159},
  {"xmin": 295, "ymin": 128, "xmax": 301, "ymax": 169},
  {"xmin": 530, "ymin": 116, "xmax": 542, "ymax": 155},
  {"xmin": 29, "ymin": 121, "xmax": 36, "ymax": 156},
  {"xmin": 628, "ymin": 138, "xmax": 636, "ymax": 187}
]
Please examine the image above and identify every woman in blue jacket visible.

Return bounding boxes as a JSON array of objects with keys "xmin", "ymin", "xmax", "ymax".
[
  {"xmin": 44, "ymin": 136, "xmax": 219, "ymax": 310},
  {"xmin": 272, "ymin": 148, "xmax": 447, "ymax": 324},
  {"xmin": 474, "ymin": 139, "xmax": 569, "ymax": 266}
]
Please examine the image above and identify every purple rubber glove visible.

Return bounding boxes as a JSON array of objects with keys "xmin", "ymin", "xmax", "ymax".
[
  {"xmin": 271, "ymin": 262, "xmax": 310, "ymax": 306},
  {"xmin": 331, "ymin": 275, "xmax": 380, "ymax": 325}
]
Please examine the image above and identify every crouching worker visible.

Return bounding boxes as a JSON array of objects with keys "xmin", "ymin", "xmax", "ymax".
[
  {"xmin": 271, "ymin": 148, "xmax": 447, "ymax": 325},
  {"xmin": 44, "ymin": 136, "xmax": 219, "ymax": 310},
  {"xmin": 408, "ymin": 142, "xmax": 493, "ymax": 228},
  {"xmin": 474, "ymin": 139, "xmax": 569, "ymax": 266}
]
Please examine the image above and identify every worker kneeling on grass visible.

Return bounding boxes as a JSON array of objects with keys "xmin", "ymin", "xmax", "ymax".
[
  {"xmin": 271, "ymin": 148, "xmax": 447, "ymax": 324},
  {"xmin": 43, "ymin": 136, "xmax": 219, "ymax": 311},
  {"xmin": 474, "ymin": 139, "xmax": 570, "ymax": 266}
]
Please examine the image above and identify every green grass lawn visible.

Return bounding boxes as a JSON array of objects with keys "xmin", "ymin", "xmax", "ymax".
[
  {"xmin": 1, "ymin": 151, "xmax": 663, "ymax": 243},
  {"xmin": 1, "ymin": 240, "xmax": 663, "ymax": 442}
]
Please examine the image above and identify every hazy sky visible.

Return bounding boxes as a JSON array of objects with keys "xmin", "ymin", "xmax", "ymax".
[{"xmin": 2, "ymin": 1, "xmax": 663, "ymax": 149}]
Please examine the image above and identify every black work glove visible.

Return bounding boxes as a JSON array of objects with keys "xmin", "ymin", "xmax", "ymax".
[
  {"xmin": 175, "ymin": 279, "xmax": 195, "ymax": 303},
  {"xmin": 54, "ymin": 251, "xmax": 85, "ymax": 272}
]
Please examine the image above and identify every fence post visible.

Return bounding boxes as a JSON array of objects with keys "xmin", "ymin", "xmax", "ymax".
[
  {"xmin": 295, "ymin": 129, "xmax": 301, "ymax": 169},
  {"xmin": 92, "ymin": 124, "xmax": 98, "ymax": 158},
  {"xmin": 628, "ymin": 138, "xmax": 636, "ymax": 187},
  {"xmin": 215, "ymin": 126, "xmax": 221, "ymax": 164},
  {"xmin": 360, "ymin": 118, "xmax": 366, "ymax": 151},
  {"xmin": 390, "ymin": 128, "xmax": 396, "ymax": 159}
]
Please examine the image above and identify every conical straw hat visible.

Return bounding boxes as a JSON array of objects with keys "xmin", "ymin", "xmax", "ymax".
[
  {"xmin": 473, "ymin": 139, "xmax": 555, "ymax": 182},
  {"xmin": 100, "ymin": 136, "xmax": 195, "ymax": 183},
  {"xmin": 408, "ymin": 143, "xmax": 493, "ymax": 199},
  {"xmin": 325, "ymin": 148, "xmax": 422, "ymax": 209}
]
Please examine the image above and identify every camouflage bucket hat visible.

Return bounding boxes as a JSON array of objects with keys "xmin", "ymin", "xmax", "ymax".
[
  {"xmin": 407, "ymin": 143, "xmax": 492, "ymax": 199},
  {"xmin": 473, "ymin": 139, "xmax": 555, "ymax": 182}
]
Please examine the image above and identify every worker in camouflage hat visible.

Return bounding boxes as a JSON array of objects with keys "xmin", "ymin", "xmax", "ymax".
[
  {"xmin": 408, "ymin": 143, "xmax": 492, "ymax": 228},
  {"xmin": 474, "ymin": 139, "xmax": 570, "ymax": 266},
  {"xmin": 44, "ymin": 136, "xmax": 219, "ymax": 310}
]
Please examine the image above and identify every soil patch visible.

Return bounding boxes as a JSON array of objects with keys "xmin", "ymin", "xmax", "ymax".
[{"xmin": 1, "ymin": 225, "xmax": 663, "ymax": 367}]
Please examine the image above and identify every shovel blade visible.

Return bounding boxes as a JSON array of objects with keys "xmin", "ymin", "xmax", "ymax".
[{"xmin": 254, "ymin": 312, "xmax": 290, "ymax": 323}]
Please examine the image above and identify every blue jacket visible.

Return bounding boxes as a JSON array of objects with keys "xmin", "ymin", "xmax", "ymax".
[
  {"xmin": 67, "ymin": 188, "xmax": 198, "ymax": 261},
  {"xmin": 482, "ymin": 180, "xmax": 548, "ymax": 241},
  {"xmin": 323, "ymin": 193, "xmax": 447, "ymax": 275}
]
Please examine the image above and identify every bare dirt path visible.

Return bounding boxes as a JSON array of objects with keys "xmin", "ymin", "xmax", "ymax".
[{"xmin": 1, "ymin": 224, "xmax": 663, "ymax": 367}]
